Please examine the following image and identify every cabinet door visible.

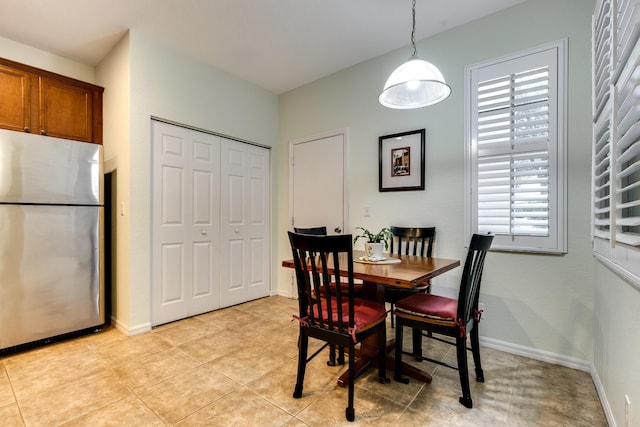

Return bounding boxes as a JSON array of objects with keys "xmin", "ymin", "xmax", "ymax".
[
  {"xmin": 39, "ymin": 76, "xmax": 94, "ymax": 143},
  {"xmin": 0, "ymin": 64, "xmax": 33, "ymax": 133}
]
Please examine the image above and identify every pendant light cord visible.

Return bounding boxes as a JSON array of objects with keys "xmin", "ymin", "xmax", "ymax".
[{"xmin": 410, "ymin": 0, "xmax": 417, "ymax": 57}]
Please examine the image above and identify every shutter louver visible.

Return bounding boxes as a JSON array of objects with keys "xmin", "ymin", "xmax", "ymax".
[
  {"xmin": 594, "ymin": 0, "xmax": 612, "ymax": 117},
  {"xmin": 593, "ymin": 112, "xmax": 612, "ymax": 239},
  {"xmin": 476, "ymin": 68, "xmax": 551, "ymax": 237},
  {"xmin": 614, "ymin": 0, "xmax": 640, "ymax": 246},
  {"xmin": 593, "ymin": 0, "xmax": 614, "ymax": 243}
]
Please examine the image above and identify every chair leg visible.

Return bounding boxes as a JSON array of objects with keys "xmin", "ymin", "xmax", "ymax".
[
  {"xmin": 328, "ymin": 344, "xmax": 337, "ymax": 366},
  {"xmin": 338, "ymin": 346, "xmax": 345, "ymax": 365},
  {"xmin": 411, "ymin": 328, "xmax": 423, "ymax": 359},
  {"xmin": 293, "ymin": 333, "xmax": 308, "ymax": 398},
  {"xmin": 456, "ymin": 335, "xmax": 473, "ymax": 408},
  {"xmin": 394, "ymin": 319, "xmax": 409, "ymax": 383},
  {"xmin": 390, "ymin": 303, "xmax": 395, "ymax": 328},
  {"xmin": 378, "ymin": 326, "xmax": 389, "ymax": 384},
  {"xmin": 470, "ymin": 325, "xmax": 484, "ymax": 382},
  {"xmin": 424, "ymin": 288, "xmax": 432, "ymax": 337},
  {"xmin": 346, "ymin": 341, "xmax": 355, "ymax": 422},
  {"xmin": 327, "ymin": 344, "xmax": 345, "ymax": 366}
]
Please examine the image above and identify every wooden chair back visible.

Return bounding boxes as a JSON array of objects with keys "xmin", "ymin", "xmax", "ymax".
[
  {"xmin": 293, "ymin": 226, "xmax": 327, "ymax": 236},
  {"xmin": 389, "ymin": 226, "xmax": 436, "ymax": 257},
  {"xmin": 288, "ymin": 232, "xmax": 356, "ymax": 334},
  {"xmin": 457, "ymin": 233, "xmax": 493, "ymax": 327}
]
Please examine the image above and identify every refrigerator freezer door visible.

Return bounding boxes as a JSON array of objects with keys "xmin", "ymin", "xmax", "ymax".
[
  {"xmin": 0, "ymin": 129, "xmax": 103, "ymax": 205},
  {"xmin": 0, "ymin": 205, "xmax": 104, "ymax": 350}
]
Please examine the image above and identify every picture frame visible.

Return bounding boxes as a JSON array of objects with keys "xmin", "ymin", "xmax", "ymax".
[{"xmin": 378, "ymin": 129, "xmax": 425, "ymax": 191}]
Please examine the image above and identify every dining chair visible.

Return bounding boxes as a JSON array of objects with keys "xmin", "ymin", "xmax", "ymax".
[
  {"xmin": 288, "ymin": 231, "xmax": 389, "ymax": 422},
  {"xmin": 393, "ymin": 233, "xmax": 493, "ymax": 408},
  {"xmin": 385, "ymin": 226, "xmax": 436, "ymax": 327},
  {"xmin": 294, "ymin": 226, "xmax": 346, "ymax": 366}
]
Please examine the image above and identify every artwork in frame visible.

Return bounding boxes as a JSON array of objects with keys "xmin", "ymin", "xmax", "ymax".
[{"xmin": 379, "ymin": 129, "xmax": 425, "ymax": 191}]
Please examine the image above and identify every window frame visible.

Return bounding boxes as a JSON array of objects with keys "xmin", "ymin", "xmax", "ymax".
[{"xmin": 464, "ymin": 40, "xmax": 568, "ymax": 254}]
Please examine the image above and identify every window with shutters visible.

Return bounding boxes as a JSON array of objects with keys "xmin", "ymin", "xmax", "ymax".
[
  {"xmin": 464, "ymin": 40, "xmax": 567, "ymax": 253},
  {"xmin": 592, "ymin": 0, "xmax": 640, "ymax": 286}
]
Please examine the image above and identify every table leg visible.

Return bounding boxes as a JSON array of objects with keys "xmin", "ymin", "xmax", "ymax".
[{"xmin": 337, "ymin": 281, "xmax": 432, "ymax": 386}]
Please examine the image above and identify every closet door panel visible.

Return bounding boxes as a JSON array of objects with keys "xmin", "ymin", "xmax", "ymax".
[
  {"xmin": 152, "ymin": 121, "xmax": 220, "ymax": 325},
  {"xmin": 220, "ymin": 139, "xmax": 270, "ymax": 307}
]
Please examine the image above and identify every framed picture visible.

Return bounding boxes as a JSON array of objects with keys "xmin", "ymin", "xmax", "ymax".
[{"xmin": 379, "ymin": 129, "xmax": 425, "ymax": 191}]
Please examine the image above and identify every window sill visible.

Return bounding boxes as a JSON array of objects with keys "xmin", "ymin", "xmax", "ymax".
[{"xmin": 593, "ymin": 251, "xmax": 640, "ymax": 291}]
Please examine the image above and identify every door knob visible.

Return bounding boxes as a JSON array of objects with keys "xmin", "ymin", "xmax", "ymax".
[
  {"xmin": 201, "ymin": 230, "xmax": 207, "ymax": 235},
  {"xmin": 334, "ymin": 227, "xmax": 342, "ymax": 233},
  {"xmin": 234, "ymin": 228, "xmax": 239, "ymax": 233}
]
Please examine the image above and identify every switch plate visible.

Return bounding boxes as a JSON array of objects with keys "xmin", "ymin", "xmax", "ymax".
[{"xmin": 364, "ymin": 206, "xmax": 371, "ymax": 217}]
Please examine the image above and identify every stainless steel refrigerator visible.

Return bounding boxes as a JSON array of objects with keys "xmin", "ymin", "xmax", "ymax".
[{"xmin": 0, "ymin": 129, "xmax": 104, "ymax": 351}]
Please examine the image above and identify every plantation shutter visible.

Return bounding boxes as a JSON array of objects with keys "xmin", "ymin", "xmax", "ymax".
[
  {"xmin": 591, "ymin": 0, "xmax": 640, "ymax": 285},
  {"xmin": 466, "ymin": 41, "xmax": 566, "ymax": 253},
  {"xmin": 476, "ymin": 68, "xmax": 551, "ymax": 237},
  {"xmin": 612, "ymin": 0, "xmax": 640, "ymax": 247}
]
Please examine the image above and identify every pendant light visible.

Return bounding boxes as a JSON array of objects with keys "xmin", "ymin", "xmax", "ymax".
[{"xmin": 379, "ymin": 0, "xmax": 451, "ymax": 109}]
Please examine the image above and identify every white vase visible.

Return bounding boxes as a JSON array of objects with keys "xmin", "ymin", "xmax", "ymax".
[{"xmin": 364, "ymin": 242, "xmax": 384, "ymax": 261}]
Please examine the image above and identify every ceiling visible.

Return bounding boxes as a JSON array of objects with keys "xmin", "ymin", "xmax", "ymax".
[{"xmin": 0, "ymin": 0, "xmax": 525, "ymax": 94}]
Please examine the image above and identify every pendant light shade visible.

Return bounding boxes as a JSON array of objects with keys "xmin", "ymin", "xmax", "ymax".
[
  {"xmin": 379, "ymin": 56, "xmax": 451, "ymax": 109},
  {"xmin": 379, "ymin": 0, "xmax": 451, "ymax": 109}
]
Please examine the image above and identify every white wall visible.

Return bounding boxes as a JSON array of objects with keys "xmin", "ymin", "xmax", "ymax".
[
  {"xmin": 95, "ymin": 33, "xmax": 132, "ymax": 329},
  {"xmin": 0, "ymin": 37, "xmax": 95, "ymax": 83},
  {"xmin": 278, "ymin": 0, "xmax": 595, "ymax": 362},
  {"xmin": 594, "ymin": 265, "xmax": 640, "ymax": 427}
]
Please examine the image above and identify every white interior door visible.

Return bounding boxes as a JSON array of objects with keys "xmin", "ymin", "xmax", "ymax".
[
  {"xmin": 290, "ymin": 129, "xmax": 347, "ymax": 235},
  {"xmin": 220, "ymin": 138, "xmax": 270, "ymax": 308},
  {"xmin": 151, "ymin": 121, "xmax": 221, "ymax": 326}
]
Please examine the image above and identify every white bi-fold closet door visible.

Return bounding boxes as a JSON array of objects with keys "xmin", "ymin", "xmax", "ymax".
[{"xmin": 151, "ymin": 120, "xmax": 270, "ymax": 326}]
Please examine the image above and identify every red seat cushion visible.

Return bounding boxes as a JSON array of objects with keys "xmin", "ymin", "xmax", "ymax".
[
  {"xmin": 395, "ymin": 293, "xmax": 458, "ymax": 321},
  {"xmin": 309, "ymin": 298, "xmax": 386, "ymax": 331}
]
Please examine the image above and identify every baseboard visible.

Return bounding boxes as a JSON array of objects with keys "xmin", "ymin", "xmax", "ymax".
[
  {"xmin": 479, "ymin": 336, "xmax": 590, "ymax": 371},
  {"xmin": 480, "ymin": 336, "xmax": 615, "ymax": 426},
  {"xmin": 275, "ymin": 289, "xmax": 294, "ymax": 298},
  {"xmin": 590, "ymin": 363, "xmax": 617, "ymax": 427},
  {"xmin": 109, "ymin": 315, "xmax": 151, "ymax": 336}
]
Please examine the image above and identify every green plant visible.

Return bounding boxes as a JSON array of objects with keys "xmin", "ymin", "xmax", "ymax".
[{"xmin": 353, "ymin": 227, "xmax": 393, "ymax": 250}]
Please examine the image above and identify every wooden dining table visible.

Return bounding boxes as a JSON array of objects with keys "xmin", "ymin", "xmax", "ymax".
[{"xmin": 282, "ymin": 249, "xmax": 460, "ymax": 386}]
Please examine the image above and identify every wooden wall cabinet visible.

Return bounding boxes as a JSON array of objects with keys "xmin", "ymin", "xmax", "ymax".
[{"xmin": 0, "ymin": 58, "xmax": 103, "ymax": 144}]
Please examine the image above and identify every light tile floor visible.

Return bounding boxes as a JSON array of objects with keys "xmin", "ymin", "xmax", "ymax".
[{"xmin": 0, "ymin": 296, "xmax": 607, "ymax": 426}]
